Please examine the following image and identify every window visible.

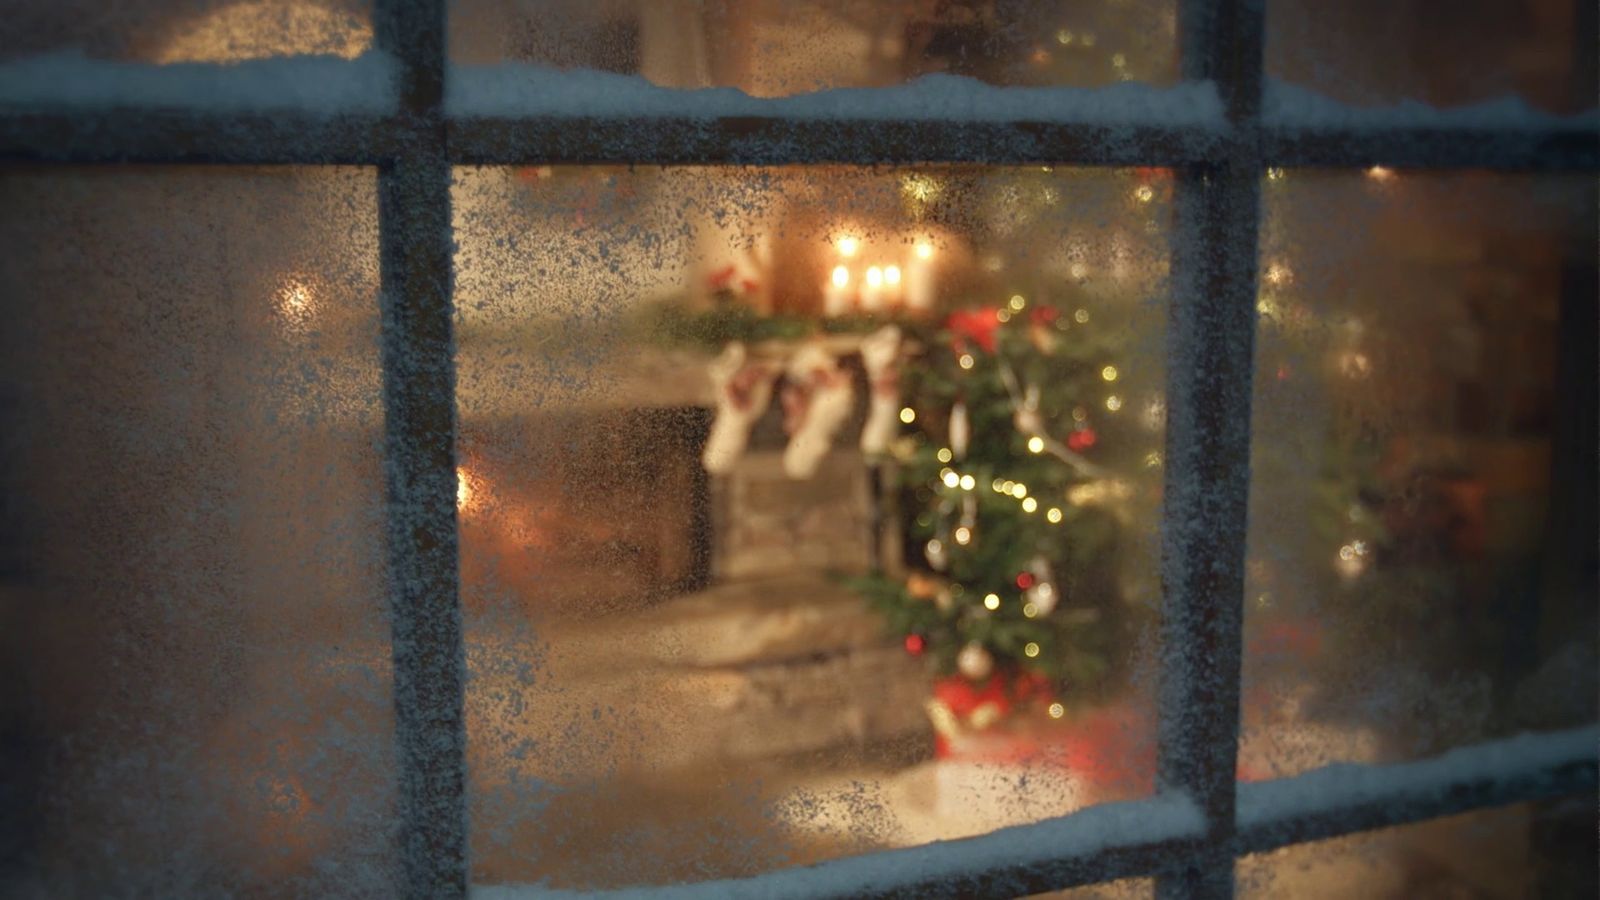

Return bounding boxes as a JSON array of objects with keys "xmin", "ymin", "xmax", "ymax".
[{"xmin": 2, "ymin": 1, "xmax": 1594, "ymax": 897}]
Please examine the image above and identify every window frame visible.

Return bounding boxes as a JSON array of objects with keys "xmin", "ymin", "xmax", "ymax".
[{"xmin": 2, "ymin": 1, "xmax": 1596, "ymax": 897}]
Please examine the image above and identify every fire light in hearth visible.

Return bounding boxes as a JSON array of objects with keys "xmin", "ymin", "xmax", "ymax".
[
  {"xmin": 835, "ymin": 236, "xmax": 860, "ymax": 257},
  {"xmin": 456, "ymin": 467, "xmax": 479, "ymax": 513}
]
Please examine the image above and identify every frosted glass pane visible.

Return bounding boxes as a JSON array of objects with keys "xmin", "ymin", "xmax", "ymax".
[
  {"xmin": 453, "ymin": 164, "xmax": 1171, "ymax": 887},
  {"xmin": 450, "ymin": 0, "xmax": 1178, "ymax": 93},
  {"xmin": 1, "ymin": 0, "xmax": 373, "ymax": 63},
  {"xmin": 1239, "ymin": 801, "xmax": 1596, "ymax": 897},
  {"xmin": 0, "ymin": 167, "xmax": 391, "ymax": 894},
  {"xmin": 1267, "ymin": 0, "xmax": 1594, "ymax": 115},
  {"xmin": 1242, "ymin": 169, "xmax": 1597, "ymax": 780}
]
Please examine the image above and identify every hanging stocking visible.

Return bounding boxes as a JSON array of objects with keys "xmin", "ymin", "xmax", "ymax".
[
  {"xmin": 701, "ymin": 342, "xmax": 777, "ymax": 475},
  {"xmin": 858, "ymin": 325, "xmax": 903, "ymax": 456},
  {"xmin": 781, "ymin": 343, "xmax": 855, "ymax": 479}
]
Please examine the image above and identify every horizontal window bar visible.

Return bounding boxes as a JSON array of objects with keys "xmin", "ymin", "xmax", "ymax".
[
  {"xmin": 468, "ymin": 725, "xmax": 1596, "ymax": 900},
  {"xmin": 1264, "ymin": 126, "xmax": 1600, "ymax": 171},
  {"xmin": 0, "ymin": 111, "xmax": 398, "ymax": 164},
  {"xmin": 447, "ymin": 116, "xmax": 1222, "ymax": 166},
  {"xmin": 1235, "ymin": 723, "xmax": 1600, "ymax": 856},
  {"xmin": 6, "ymin": 112, "xmax": 1595, "ymax": 170}
]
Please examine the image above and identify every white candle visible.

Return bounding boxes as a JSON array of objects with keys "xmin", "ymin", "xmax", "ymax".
[
  {"xmin": 906, "ymin": 243, "xmax": 935, "ymax": 312},
  {"xmin": 824, "ymin": 265, "xmax": 851, "ymax": 317},
  {"xmin": 860, "ymin": 266, "xmax": 885, "ymax": 313}
]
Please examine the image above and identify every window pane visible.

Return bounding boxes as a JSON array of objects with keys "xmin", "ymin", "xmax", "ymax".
[
  {"xmin": 1, "ymin": 0, "xmax": 373, "ymax": 63},
  {"xmin": 451, "ymin": 0, "xmax": 1178, "ymax": 94},
  {"xmin": 1238, "ymin": 799, "xmax": 1596, "ymax": 897},
  {"xmin": 1267, "ymin": 0, "xmax": 1594, "ymax": 114},
  {"xmin": 454, "ymin": 164, "xmax": 1170, "ymax": 886},
  {"xmin": 1243, "ymin": 170, "xmax": 1597, "ymax": 780},
  {"xmin": 0, "ymin": 167, "xmax": 391, "ymax": 893}
]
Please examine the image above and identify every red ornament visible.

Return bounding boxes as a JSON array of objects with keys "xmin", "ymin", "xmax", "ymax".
[
  {"xmin": 1029, "ymin": 306, "xmax": 1060, "ymax": 326},
  {"xmin": 1067, "ymin": 428, "xmax": 1098, "ymax": 451},
  {"xmin": 904, "ymin": 634, "xmax": 926, "ymax": 656},
  {"xmin": 946, "ymin": 308, "xmax": 1002, "ymax": 354},
  {"xmin": 1016, "ymin": 572, "xmax": 1036, "ymax": 589}
]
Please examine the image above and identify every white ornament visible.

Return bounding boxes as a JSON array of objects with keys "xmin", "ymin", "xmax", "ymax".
[
  {"xmin": 781, "ymin": 343, "xmax": 856, "ymax": 479},
  {"xmin": 949, "ymin": 401, "xmax": 970, "ymax": 459},
  {"xmin": 858, "ymin": 325, "xmax": 903, "ymax": 456},
  {"xmin": 1025, "ymin": 581, "xmax": 1059, "ymax": 616},
  {"xmin": 701, "ymin": 342, "xmax": 776, "ymax": 475},
  {"xmin": 1013, "ymin": 383, "xmax": 1043, "ymax": 435},
  {"xmin": 957, "ymin": 642, "xmax": 995, "ymax": 681}
]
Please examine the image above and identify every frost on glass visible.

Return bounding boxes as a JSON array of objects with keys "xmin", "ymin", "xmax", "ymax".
[
  {"xmin": 1267, "ymin": 0, "xmax": 1595, "ymax": 116},
  {"xmin": 453, "ymin": 165, "xmax": 1171, "ymax": 888},
  {"xmin": 1243, "ymin": 171, "xmax": 1598, "ymax": 783},
  {"xmin": 0, "ymin": 0, "xmax": 373, "ymax": 63},
  {"xmin": 450, "ymin": 0, "xmax": 1177, "ymax": 93},
  {"xmin": 1239, "ymin": 799, "xmax": 1595, "ymax": 898},
  {"xmin": 0, "ymin": 169, "xmax": 392, "ymax": 894}
]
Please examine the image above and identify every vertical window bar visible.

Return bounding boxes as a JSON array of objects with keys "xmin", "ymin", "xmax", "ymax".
[
  {"xmin": 1156, "ymin": 1, "xmax": 1265, "ymax": 897},
  {"xmin": 373, "ymin": 0, "xmax": 466, "ymax": 897}
]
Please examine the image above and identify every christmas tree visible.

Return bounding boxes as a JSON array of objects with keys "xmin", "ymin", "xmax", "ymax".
[{"xmin": 853, "ymin": 286, "xmax": 1161, "ymax": 715}]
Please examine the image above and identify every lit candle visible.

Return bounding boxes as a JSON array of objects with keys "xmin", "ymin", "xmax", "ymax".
[
  {"xmin": 905, "ymin": 242, "xmax": 935, "ymax": 312},
  {"xmin": 824, "ymin": 265, "xmax": 851, "ymax": 317},
  {"xmin": 861, "ymin": 265, "xmax": 885, "ymax": 313},
  {"xmin": 883, "ymin": 264, "xmax": 902, "ymax": 308}
]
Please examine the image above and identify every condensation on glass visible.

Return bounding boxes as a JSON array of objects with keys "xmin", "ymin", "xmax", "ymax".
[
  {"xmin": 1241, "ymin": 171, "xmax": 1598, "ymax": 781},
  {"xmin": 0, "ymin": 168, "xmax": 392, "ymax": 895},
  {"xmin": 449, "ymin": 0, "xmax": 1179, "ymax": 94},
  {"xmin": 1267, "ymin": 0, "xmax": 1595, "ymax": 114},
  {"xmin": 451, "ymin": 164, "xmax": 1172, "ymax": 887},
  {"xmin": 0, "ymin": 0, "xmax": 373, "ymax": 63},
  {"xmin": 1237, "ymin": 799, "xmax": 1595, "ymax": 898}
]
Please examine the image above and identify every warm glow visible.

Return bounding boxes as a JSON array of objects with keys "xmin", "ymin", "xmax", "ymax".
[
  {"xmin": 275, "ymin": 276, "xmax": 317, "ymax": 332},
  {"xmin": 958, "ymin": 353, "xmax": 975, "ymax": 370},
  {"xmin": 1133, "ymin": 185, "xmax": 1154, "ymax": 203},
  {"xmin": 915, "ymin": 242, "xmax": 935, "ymax": 260},
  {"xmin": 937, "ymin": 448, "xmax": 953, "ymax": 463},
  {"xmin": 1027, "ymin": 436, "xmax": 1045, "ymax": 454},
  {"xmin": 1046, "ymin": 507, "xmax": 1064, "ymax": 523},
  {"xmin": 900, "ymin": 406, "xmax": 917, "ymax": 424},
  {"xmin": 1264, "ymin": 262, "xmax": 1293, "ymax": 286},
  {"xmin": 1106, "ymin": 395, "xmax": 1123, "ymax": 412},
  {"xmin": 836, "ymin": 236, "xmax": 860, "ymax": 257},
  {"xmin": 1074, "ymin": 309, "xmax": 1090, "ymax": 324},
  {"xmin": 156, "ymin": 0, "xmax": 371, "ymax": 63},
  {"xmin": 983, "ymin": 593, "xmax": 1001, "ymax": 610},
  {"xmin": 1101, "ymin": 365, "xmax": 1119, "ymax": 382},
  {"xmin": 1021, "ymin": 497, "xmax": 1039, "ymax": 513},
  {"xmin": 831, "ymin": 265, "xmax": 850, "ymax": 288},
  {"xmin": 884, "ymin": 265, "xmax": 902, "ymax": 286},
  {"xmin": 1048, "ymin": 702, "xmax": 1066, "ymax": 719},
  {"xmin": 942, "ymin": 471, "xmax": 961, "ymax": 488},
  {"xmin": 456, "ymin": 467, "xmax": 474, "ymax": 511},
  {"xmin": 865, "ymin": 266, "xmax": 884, "ymax": 287},
  {"xmin": 954, "ymin": 526, "xmax": 972, "ymax": 545},
  {"xmin": 1010, "ymin": 483, "xmax": 1028, "ymax": 499},
  {"xmin": 1024, "ymin": 642, "xmax": 1041, "ymax": 658},
  {"xmin": 1366, "ymin": 165, "xmax": 1395, "ymax": 182},
  {"xmin": 1009, "ymin": 294, "xmax": 1026, "ymax": 311},
  {"xmin": 959, "ymin": 474, "xmax": 976, "ymax": 491}
]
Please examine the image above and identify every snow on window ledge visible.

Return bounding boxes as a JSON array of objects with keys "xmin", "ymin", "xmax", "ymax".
[
  {"xmin": 0, "ymin": 51, "xmax": 397, "ymax": 115},
  {"xmin": 446, "ymin": 65, "xmax": 1227, "ymax": 128},
  {"xmin": 1238, "ymin": 723, "xmax": 1599, "ymax": 834},
  {"xmin": 472, "ymin": 791, "xmax": 1205, "ymax": 899},
  {"xmin": 1263, "ymin": 80, "xmax": 1600, "ymax": 131}
]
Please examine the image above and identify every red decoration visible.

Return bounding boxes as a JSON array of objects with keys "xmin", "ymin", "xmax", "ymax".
[
  {"xmin": 1029, "ymin": 306, "xmax": 1060, "ymax": 326},
  {"xmin": 904, "ymin": 634, "xmax": 926, "ymax": 655},
  {"xmin": 1016, "ymin": 572, "xmax": 1036, "ymax": 589},
  {"xmin": 1066, "ymin": 428, "xmax": 1098, "ymax": 451},
  {"xmin": 946, "ymin": 308, "xmax": 1002, "ymax": 354}
]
